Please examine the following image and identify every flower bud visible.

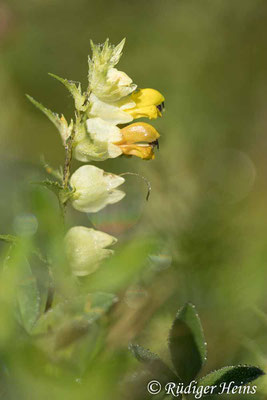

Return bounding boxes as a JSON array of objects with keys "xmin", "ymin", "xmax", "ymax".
[
  {"xmin": 59, "ymin": 115, "xmax": 74, "ymax": 143},
  {"xmin": 88, "ymin": 39, "xmax": 136, "ymax": 102},
  {"xmin": 70, "ymin": 165, "xmax": 125, "ymax": 213},
  {"xmin": 65, "ymin": 226, "xmax": 117, "ymax": 276}
]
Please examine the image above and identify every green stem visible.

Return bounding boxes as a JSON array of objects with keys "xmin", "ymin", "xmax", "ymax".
[
  {"xmin": 63, "ymin": 140, "xmax": 73, "ymax": 189},
  {"xmin": 47, "ymin": 130, "xmax": 76, "ymax": 309},
  {"xmin": 60, "ymin": 128, "xmax": 76, "ymax": 218}
]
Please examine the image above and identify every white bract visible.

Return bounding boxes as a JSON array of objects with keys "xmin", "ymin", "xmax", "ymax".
[
  {"xmin": 70, "ymin": 165, "xmax": 125, "ymax": 213},
  {"xmin": 65, "ymin": 226, "xmax": 117, "ymax": 276}
]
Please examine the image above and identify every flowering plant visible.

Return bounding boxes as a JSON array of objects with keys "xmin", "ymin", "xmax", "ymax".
[
  {"xmin": 0, "ymin": 37, "xmax": 265, "ymax": 400},
  {"xmin": 26, "ymin": 38, "xmax": 164, "ymax": 276}
]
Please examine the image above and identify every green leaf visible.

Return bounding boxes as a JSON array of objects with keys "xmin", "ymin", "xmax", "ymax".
[
  {"xmin": 0, "ymin": 234, "xmax": 17, "ymax": 243},
  {"xmin": 16, "ymin": 259, "xmax": 41, "ymax": 333},
  {"xmin": 129, "ymin": 344, "xmax": 179, "ymax": 384},
  {"xmin": 34, "ymin": 179, "xmax": 63, "ymax": 202},
  {"xmin": 168, "ymin": 303, "xmax": 207, "ymax": 384},
  {"xmin": 198, "ymin": 365, "xmax": 265, "ymax": 394},
  {"xmin": 40, "ymin": 156, "xmax": 63, "ymax": 181},
  {"xmin": 34, "ymin": 179, "xmax": 72, "ymax": 205},
  {"xmin": 26, "ymin": 95, "xmax": 61, "ymax": 130},
  {"xmin": 36, "ymin": 179, "xmax": 62, "ymax": 192},
  {"xmin": 48, "ymin": 73, "xmax": 87, "ymax": 111}
]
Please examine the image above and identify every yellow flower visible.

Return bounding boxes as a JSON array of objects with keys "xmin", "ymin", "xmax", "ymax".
[
  {"xmin": 114, "ymin": 122, "xmax": 160, "ymax": 160},
  {"xmin": 75, "ymin": 119, "xmax": 160, "ymax": 161},
  {"xmin": 124, "ymin": 88, "xmax": 165, "ymax": 120}
]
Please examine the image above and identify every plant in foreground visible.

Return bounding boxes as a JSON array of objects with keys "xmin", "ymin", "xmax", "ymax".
[{"xmin": 129, "ymin": 303, "xmax": 264, "ymax": 399}]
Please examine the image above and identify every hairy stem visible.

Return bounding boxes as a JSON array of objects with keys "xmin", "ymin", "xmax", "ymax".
[
  {"xmin": 63, "ymin": 138, "xmax": 74, "ymax": 189},
  {"xmin": 49, "ymin": 130, "xmax": 76, "ymax": 309},
  {"xmin": 60, "ymin": 129, "xmax": 76, "ymax": 218}
]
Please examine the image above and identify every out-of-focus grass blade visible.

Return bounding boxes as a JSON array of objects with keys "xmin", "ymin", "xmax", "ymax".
[{"xmin": 84, "ymin": 237, "xmax": 158, "ymax": 293}]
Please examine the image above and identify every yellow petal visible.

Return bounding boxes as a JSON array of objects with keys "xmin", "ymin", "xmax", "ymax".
[
  {"xmin": 118, "ymin": 122, "xmax": 160, "ymax": 144},
  {"xmin": 125, "ymin": 88, "xmax": 165, "ymax": 120},
  {"xmin": 131, "ymin": 88, "xmax": 165, "ymax": 107},
  {"xmin": 119, "ymin": 144, "xmax": 155, "ymax": 160}
]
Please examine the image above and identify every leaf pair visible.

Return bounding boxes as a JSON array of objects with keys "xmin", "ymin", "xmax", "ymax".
[
  {"xmin": 130, "ymin": 303, "xmax": 264, "ymax": 396},
  {"xmin": 26, "ymin": 71, "xmax": 87, "ymax": 146}
]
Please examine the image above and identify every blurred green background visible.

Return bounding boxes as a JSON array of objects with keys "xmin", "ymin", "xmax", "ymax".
[{"xmin": 1, "ymin": 0, "xmax": 267, "ymax": 398}]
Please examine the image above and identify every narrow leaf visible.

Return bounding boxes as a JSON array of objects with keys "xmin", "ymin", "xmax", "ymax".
[
  {"xmin": 26, "ymin": 95, "xmax": 61, "ymax": 130},
  {"xmin": 40, "ymin": 156, "xmax": 63, "ymax": 181},
  {"xmin": 110, "ymin": 38, "xmax": 126, "ymax": 65},
  {"xmin": 35, "ymin": 179, "xmax": 62, "ymax": 192},
  {"xmin": 33, "ymin": 179, "xmax": 63, "ymax": 201},
  {"xmin": 129, "ymin": 343, "xmax": 179, "ymax": 384},
  {"xmin": 198, "ymin": 365, "xmax": 264, "ymax": 394},
  {"xmin": 48, "ymin": 73, "xmax": 87, "ymax": 111},
  {"xmin": 168, "ymin": 303, "xmax": 207, "ymax": 384}
]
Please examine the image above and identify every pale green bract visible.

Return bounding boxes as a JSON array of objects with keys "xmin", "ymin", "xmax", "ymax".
[{"xmin": 88, "ymin": 38, "xmax": 137, "ymax": 102}]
